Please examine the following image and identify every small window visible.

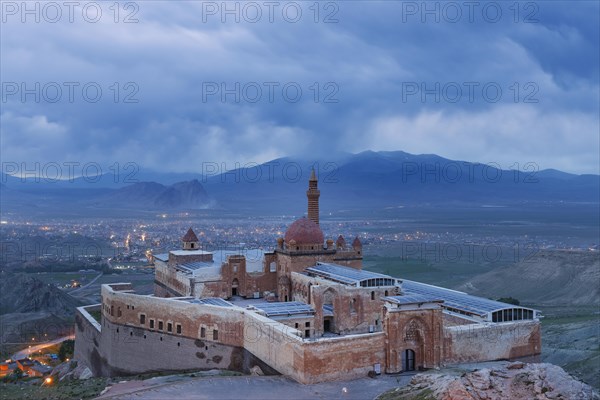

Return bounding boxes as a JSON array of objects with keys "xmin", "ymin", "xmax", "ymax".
[
  {"xmin": 371, "ymin": 291, "xmax": 375, "ymax": 300},
  {"xmin": 132, "ymin": 306, "xmax": 134, "ymax": 310},
  {"xmin": 158, "ymin": 321, "xmax": 164, "ymax": 331},
  {"xmin": 295, "ymin": 323, "xmax": 299, "ymax": 328},
  {"xmin": 213, "ymin": 330, "xmax": 219, "ymax": 340},
  {"xmin": 127, "ymin": 305, "xmax": 129, "ymax": 309},
  {"xmin": 233, "ymin": 265, "xmax": 238, "ymax": 273},
  {"xmin": 140, "ymin": 314, "xmax": 146, "ymax": 325},
  {"xmin": 167, "ymin": 322, "xmax": 173, "ymax": 332},
  {"xmin": 305, "ymin": 321, "xmax": 310, "ymax": 327},
  {"xmin": 201, "ymin": 327, "xmax": 206, "ymax": 338},
  {"xmin": 384, "ymin": 290, "xmax": 389, "ymax": 296},
  {"xmin": 149, "ymin": 319, "xmax": 155, "ymax": 329},
  {"xmin": 269, "ymin": 262, "xmax": 276, "ymax": 272},
  {"xmin": 191, "ymin": 243, "xmax": 195, "ymax": 248},
  {"xmin": 176, "ymin": 324, "xmax": 182, "ymax": 334}
]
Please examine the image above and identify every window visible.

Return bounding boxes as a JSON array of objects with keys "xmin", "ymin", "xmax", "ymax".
[
  {"xmin": 295, "ymin": 323, "xmax": 299, "ymax": 329},
  {"xmin": 305, "ymin": 321, "xmax": 310, "ymax": 327},
  {"xmin": 233, "ymin": 265, "xmax": 238, "ymax": 273},
  {"xmin": 167, "ymin": 322, "xmax": 173, "ymax": 333},
  {"xmin": 201, "ymin": 327, "xmax": 206, "ymax": 338},
  {"xmin": 117, "ymin": 307, "xmax": 122, "ymax": 317},
  {"xmin": 269, "ymin": 262, "xmax": 276, "ymax": 273},
  {"xmin": 140, "ymin": 314, "xmax": 146, "ymax": 325},
  {"xmin": 371, "ymin": 291, "xmax": 375, "ymax": 300},
  {"xmin": 350, "ymin": 298, "xmax": 357, "ymax": 314},
  {"xmin": 213, "ymin": 330, "xmax": 218, "ymax": 340},
  {"xmin": 191, "ymin": 243, "xmax": 195, "ymax": 248},
  {"xmin": 150, "ymin": 319, "xmax": 155, "ymax": 329},
  {"xmin": 176, "ymin": 324, "xmax": 182, "ymax": 334},
  {"xmin": 158, "ymin": 321, "xmax": 164, "ymax": 331},
  {"xmin": 132, "ymin": 306, "xmax": 134, "ymax": 310},
  {"xmin": 384, "ymin": 290, "xmax": 389, "ymax": 296}
]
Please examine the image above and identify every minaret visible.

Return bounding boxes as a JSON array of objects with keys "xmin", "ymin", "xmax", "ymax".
[{"xmin": 307, "ymin": 168, "xmax": 320, "ymax": 225}]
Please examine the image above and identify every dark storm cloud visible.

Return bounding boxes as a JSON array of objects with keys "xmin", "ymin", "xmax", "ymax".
[{"xmin": 1, "ymin": 1, "xmax": 598, "ymax": 174}]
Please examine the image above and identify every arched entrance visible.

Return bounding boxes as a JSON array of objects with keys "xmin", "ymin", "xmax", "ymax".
[
  {"xmin": 403, "ymin": 349, "xmax": 416, "ymax": 371},
  {"xmin": 231, "ymin": 278, "xmax": 239, "ymax": 297}
]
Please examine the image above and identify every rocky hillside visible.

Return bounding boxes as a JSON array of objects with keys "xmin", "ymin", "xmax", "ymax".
[
  {"xmin": 457, "ymin": 250, "xmax": 600, "ymax": 306},
  {"xmin": 378, "ymin": 362, "xmax": 599, "ymax": 400},
  {"xmin": 0, "ymin": 274, "xmax": 83, "ymax": 347},
  {"xmin": 0, "ymin": 273, "xmax": 82, "ymax": 317},
  {"xmin": 97, "ymin": 179, "xmax": 211, "ymax": 209}
]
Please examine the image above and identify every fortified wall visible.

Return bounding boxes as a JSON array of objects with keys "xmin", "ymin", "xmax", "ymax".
[{"xmin": 75, "ymin": 283, "xmax": 388, "ymax": 384}]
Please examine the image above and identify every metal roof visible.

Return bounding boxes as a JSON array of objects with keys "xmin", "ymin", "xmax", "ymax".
[
  {"xmin": 401, "ymin": 280, "xmax": 537, "ymax": 318},
  {"xmin": 385, "ymin": 294, "xmax": 444, "ymax": 305},
  {"xmin": 306, "ymin": 262, "xmax": 399, "ymax": 286},
  {"xmin": 251, "ymin": 301, "xmax": 315, "ymax": 317},
  {"xmin": 189, "ymin": 298, "xmax": 233, "ymax": 307},
  {"xmin": 177, "ymin": 261, "xmax": 213, "ymax": 273},
  {"xmin": 154, "ymin": 253, "xmax": 169, "ymax": 262}
]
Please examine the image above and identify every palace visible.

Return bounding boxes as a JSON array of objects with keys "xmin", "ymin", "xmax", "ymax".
[{"xmin": 74, "ymin": 171, "xmax": 541, "ymax": 383}]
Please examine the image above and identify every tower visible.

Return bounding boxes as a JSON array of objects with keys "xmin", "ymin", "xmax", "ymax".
[
  {"xmin": 307, "ymin": 168, "xmax": 320, "ymax": 225},
  {"xmin": 182, "ymin": 227, "xmax": 199, "ymax": 250}
]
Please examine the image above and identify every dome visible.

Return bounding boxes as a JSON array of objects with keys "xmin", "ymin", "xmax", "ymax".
[{"xmin": 284, "ymin": 217, "xmax": 324, "ymax": 245}]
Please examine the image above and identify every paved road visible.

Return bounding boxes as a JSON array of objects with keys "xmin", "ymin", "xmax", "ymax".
[
  {"xmin": 70, "ymin": 272, "xmax": 103, "ymax": 294},
  {"xmin": 98, "ymin": 374, "xmax": 412, "ymax": 400},
  {"xmin": 11, "ymin": 335, "xmax": 75, "ymax": 360}
]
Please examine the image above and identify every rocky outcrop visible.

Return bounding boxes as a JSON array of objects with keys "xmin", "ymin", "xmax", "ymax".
[
  {"xmin": 378, "ymin": 362, "xmax": 599, "ymax": 400},
  {"xmin": 52, "ymin": 360, "xmax": 93, "ymax": 381}
]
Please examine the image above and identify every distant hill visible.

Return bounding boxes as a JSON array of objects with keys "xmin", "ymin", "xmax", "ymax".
[
  {"xmin": 201, "ymin": 150, "xmax": 599, "ymax": 212},
  {"xmin": 0, "ymin": 274, "xmax": 83, "ymax": 317},
  {"xmin": 0, "ymin": 274, "xmax": 83, "ymax": 345},
  {"xmin": 92, "ymin": 179, "xmax": 211, "ymax": 209},
  {"xmin": 1, "ymin": 151, "xmax": 598, "ymax": 215},
  {"xmin": 457, "ymin": 250, "xmax": 600, "ymax": 306}
]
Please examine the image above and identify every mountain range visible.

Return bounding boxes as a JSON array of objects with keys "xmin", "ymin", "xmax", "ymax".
[{"xmin": 1, "ymin": 151, "xmax": 598, "ymax": 216}]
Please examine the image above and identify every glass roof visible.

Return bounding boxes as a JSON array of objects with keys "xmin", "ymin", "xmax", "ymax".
[
  {"xmin": 385, "ymin": 294, "xmax": 444, "ymax": 305},
  {"xmin": 251, "ymin": 301, "xmax": 315, "ymax": 317},
  {"xmin": 402, "ymin": 280, "xmax": 537, "ymax": 317},
  {"xmin": 306, "ymin": 262, "xmax": 399, "ymax": 286}
]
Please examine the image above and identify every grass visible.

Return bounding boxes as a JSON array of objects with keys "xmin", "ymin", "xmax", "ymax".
[
  {"xmin": 0, "ymin": 377, "xmax": 108, "ymax": 400},
  {"xmin": 87, "ymin": 310, "xmax": 102, "ymax": 323},
  {"xmin": 0, "ymin": 368, "xmax": 245, "ymax": 400},
  {"xmin": 377, "ymin": 387, "xmax": 436, "ymax": 400}
]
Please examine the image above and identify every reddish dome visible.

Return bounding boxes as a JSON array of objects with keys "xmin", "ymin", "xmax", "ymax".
[{"xmin": 284, "ymin": 217, "xmax": 324, "ymax": 245}]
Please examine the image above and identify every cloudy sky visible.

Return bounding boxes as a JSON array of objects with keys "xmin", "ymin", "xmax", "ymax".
[{"xmin": 2, "ymin": 1, "xmax": 599, "ymax": 174}]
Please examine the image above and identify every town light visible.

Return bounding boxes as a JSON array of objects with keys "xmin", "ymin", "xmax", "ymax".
[{"xmin": 45, "ymin": 377, "xmax": 53, "ymax": 385}]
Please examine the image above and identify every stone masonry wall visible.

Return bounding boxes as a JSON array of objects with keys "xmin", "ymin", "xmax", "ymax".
[{"xmin": 443, "ymin": 321, "xmax": 541, "ymax": 364}]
